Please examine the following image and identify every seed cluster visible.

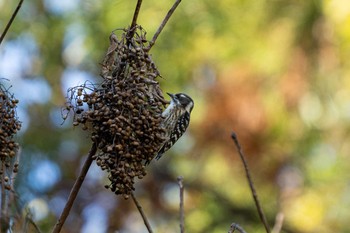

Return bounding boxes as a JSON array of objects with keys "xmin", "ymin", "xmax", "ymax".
[
  {"xmin": 65, "ymin": 26, "xmax": 167, "ymax": 198},
  {"xmin": 0, "ymin": 84, "xmax": 21, "ymax": 161},
  {"xmin": 0, "ymin": 83, "xmax": 21, "ymax": 191}
]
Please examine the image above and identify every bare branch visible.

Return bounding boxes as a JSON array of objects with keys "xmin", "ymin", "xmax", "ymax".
[
  {"xmin": 1, "ymin": 162, "xmax": 6, "ymax": 233},
  {"xmin": 228, "ymin": 223, "xmax": 247, "ymax": 233},
  {"xmin": 177, "ymin": 176, "xmax": 185, "ymax": 233},
  {"xmin": 52, "ymin": 142, "xmax": 97, "ymax": 233},
  {"xmin": 127, "ymin": 0, "xmax": 143, "ymax": 42},
  {"xmin": 131, "ymin": 192, "xmax": 153, "ymax": 233},
  {"xmin": 0, "ymin": 0, "xmax": 24, "ymax": 46},
  {"xmin": 130, "ymin": 0, "xmax": 143, "ymax": 30},
  {"xmin": 148, "ymin": 0, "xmax": 182, "ymax": 50},
  {"xmin": 24, "ymin": 212, "xmax": 42, "ymax": 233},
  {"xmin": 272, "ymin": 212, "xmax": 284, "ymax": 233},
  {"xmin": 231, "ymin": 132, "xmax": 270, "ymax": 233}
]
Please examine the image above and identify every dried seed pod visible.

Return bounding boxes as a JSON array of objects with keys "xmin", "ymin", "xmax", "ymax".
[
  {"xmin": 0, "ymin": 83, "xmax": 21, "ymax": 194},
  {"xmin": 0, "ymin": 84, "xmax": 21, "ymax": 160},
  {"xmin": 64, "ymin": 26, "xmax": 168, "ymax": 197}
]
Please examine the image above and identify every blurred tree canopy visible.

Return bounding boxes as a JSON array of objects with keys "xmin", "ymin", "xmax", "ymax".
[{"xmin": 1, "ymin": 0, "xmax": 350, "ymax": 232}]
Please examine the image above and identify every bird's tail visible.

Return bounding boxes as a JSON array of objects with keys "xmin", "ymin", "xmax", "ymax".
[
  {"xmin": 155, "ymin": 153, "xmax": 163, "ymax": 160},
  {"xmin": 144, "ymin": 153, "xmax": 163, "ymax": 165}
]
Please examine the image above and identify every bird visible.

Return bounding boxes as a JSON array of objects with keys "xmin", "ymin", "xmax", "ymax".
[{"xmin": 152, "ymin": 92, "xmax": 194, "ymax": 162}]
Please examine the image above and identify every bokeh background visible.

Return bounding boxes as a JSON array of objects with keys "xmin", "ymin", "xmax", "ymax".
[{"xmin": 1, "ymin": 0, "xmax": 350, "ymax": 232}]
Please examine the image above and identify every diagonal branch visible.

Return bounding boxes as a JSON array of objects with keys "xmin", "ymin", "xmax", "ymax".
[
  {"xmin": 0, "ymin": 0, "xmax": 24, "ymax": 46},
  {"xmin": 177, "ymin": 176, "xmax": 185, "ymax": 233},
  {"xmin": 271, "ymin": 212, "xmax": 284, "ymax": 233},
  {"xmin": 231, "ymin": 132, "xmax": 270, "ymax": 233},
  {"xmin": 127, "ymin": 0, "xmax": 143, "ymax": 44},
  {"xmin": 148, "ymin": 0, "xmax": 182, "ymax": 50},
  {"xmin": 131, "ymin": 192, "xmax": 153, "ymax": 233},
  {"xmin": 51, "ymin": 142, "xmax": 97, "ymax": 233},
  {"xmin": 130, "ymin": 0, "xmax": 143, "ymax": 30}
]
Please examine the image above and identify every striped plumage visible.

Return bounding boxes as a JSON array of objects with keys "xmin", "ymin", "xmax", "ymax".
[{"xmin": 154, "ymin": 93, "xmax": 194, "ymax": 161}]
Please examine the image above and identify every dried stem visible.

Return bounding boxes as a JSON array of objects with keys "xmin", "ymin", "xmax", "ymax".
[
  {"xmin": 231, "ymin": 132, "xmax": 270, "ymax": 233},
  {"xmin": 9, "ymin": 153, "xmax": 20, "ymax": 193},
  {"xmin": 271, "ymin": 212, "xmax": 284, "ymax": 233},
  {"xmin": 51, "ymin": 143, "xmax": 97, "ymax": 233},
  {"xmin": 131, "ymin": 192, "xmax": 153, "ymax": 233},
  {"xmin": 130, "ymin": 0, "xmax": 143, "ymax": 30},
  {"xmin": 228, "ymin": 223, "xmax": 247, "ymax": 233},
  {"xmin": 148, "ymin": 0, "xmax": 182, "ymax": 50},
  {"xmin": 127, "ymin": 0, "xmax": 143, "ymax": 44},
  {"xmin": 177, "ymin": 176, "xmax": 185, "ymax": 233},
  {"xmin": 24, "ymin": 212, "xmax": 42, "ymax": 233},
  {"xmin": 0, "ymin": 162, "xmax": 6, "ymax": 233},
  {"xmin": 0, "ymin": 0, "xmax": 24, "ymax": 46}
]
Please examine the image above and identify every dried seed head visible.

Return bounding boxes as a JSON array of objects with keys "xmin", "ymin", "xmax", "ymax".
[
  {"xmin": 64, "ymin": 26, "xmax": 167, "ymax": 197},
  {"xmin": 0, "ymin": 84, "xmax": 21, "ymax": 160}
]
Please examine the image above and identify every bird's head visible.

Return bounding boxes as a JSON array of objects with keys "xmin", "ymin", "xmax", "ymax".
[{"xmin": 167, "ymin": 92, "xmax": 194, "ymax": 113}]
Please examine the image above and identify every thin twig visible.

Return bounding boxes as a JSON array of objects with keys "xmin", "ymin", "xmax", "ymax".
[
  {"xmin": 9, "ymin": 151, "xmax": 20, "ymax": 193},
  {"xmin": 0, "ymin": 0, "xmax": 24, "ymax": 46},
  {"xmin": 51, "ymin": 143, "xmax": 97, "ymax": 233},
  {"xmin": 24, "ymin": 212, "xmax": 42, "ymax": 233},
  {"xmin": 130, "ymin": 0, "xmax": 143, "ymax": 30},
  {"xmin": 148, "ymin": 0, "xmax": 182, "ymax": 50},
  {"xmin": 127, "ymin": 0, "xmax": 143, "ymax": 44},
  {"xmin": 271, "ymin": 212, "xmax": 284, "ymax": 233},
  {"xmin": 228, "ymin": 223, "xmax": 247, "ymax": 233},
  {"xmin": 131, "ymin": 192, "xmax": 153, "ymax": 233},
  {"xmin": 177, "ymin": 176, "xmax": 185, "ymax": 233},
  {"xmin": 231, "ymin": 132, "xmax": 270, "ymax": 233},
  {"xmin": 1, "ymin": 162, "xmax": 6, "ymax": 233},
  {"xmin": 0, "ymin": 163, "xmax": 3, "ymax": 233}
]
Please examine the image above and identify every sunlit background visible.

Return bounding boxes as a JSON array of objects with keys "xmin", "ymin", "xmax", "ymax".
[{"xmin": 1, "ymin": 0, "xmax": 350, "ymax": 232}]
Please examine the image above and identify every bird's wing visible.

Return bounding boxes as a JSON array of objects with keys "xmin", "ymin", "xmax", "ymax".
[{"xmin": 155, "ymin": 112, "xmax": 190, "ymax": 160}]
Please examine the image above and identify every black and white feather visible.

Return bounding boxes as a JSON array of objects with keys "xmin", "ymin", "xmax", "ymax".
[{"xmin": 155, "ymin": 93, "xmax": 194, "ymax": 161}]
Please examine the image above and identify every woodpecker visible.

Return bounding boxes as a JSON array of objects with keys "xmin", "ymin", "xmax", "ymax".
[{"xmin": 153, "ymin": 92, "xmax": 194, "ymax": 162}]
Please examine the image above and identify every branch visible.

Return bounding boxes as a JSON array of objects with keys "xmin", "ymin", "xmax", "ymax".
[
  {"xmin": 228, "ymin": 223, "xmax": 247, "ymax": 233},
  {"xmin": 1, "ymin": 162, "xmax": 6, "ymax": 233},
  {"xmin": 271, "ymin": 212, "xmax": 284, "ymax": 233},
  {"xmin": 51, "ymin": 142, "xmax": 97, "ymax": 233},
  {"xmin": 177, "ymin": 176, "xmax": 185, "ymax": 233},
  {"xmin": 148, "ymin": 0, "xmax": 182, "ymax": 50},
  {"xmin": 0, "ymin": 0, "xmax": 24, "ymax": 46},
  {"xmin": 231, "ymin": 132, "xmax": 270, "ymax": 233},
  {"xmin": 127, "ymin": 0, "xmax": 143, "ymax": 44},
  {"xmin": 131, "ymin": 192, "xmax": 153, "ymax": 233},
  {"xmin": 24, "ymin": 212, "xmax": 42, "ymax": 233},
  {"xmin": 130, "ymin": 0, "xmax": 143, "ymax": 30}
]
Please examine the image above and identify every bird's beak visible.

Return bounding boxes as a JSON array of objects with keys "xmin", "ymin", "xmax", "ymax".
[{"xmin": 167, "ymin": 92, "xmax": 175, "ymax": 100}]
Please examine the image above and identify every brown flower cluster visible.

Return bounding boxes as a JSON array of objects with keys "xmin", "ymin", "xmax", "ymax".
[
  {"xmin": 0, "ymin": 84, "xmax": 21, "ymax": 162},
  {"xmin": 65, "ymin": 26, "xmax": 167, "ymax": 198}
]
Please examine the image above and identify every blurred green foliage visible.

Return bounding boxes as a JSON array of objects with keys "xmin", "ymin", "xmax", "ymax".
[{"xmin": 1, "ymin": 0, "xmax": 350, "ymax": 232}]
